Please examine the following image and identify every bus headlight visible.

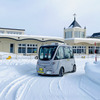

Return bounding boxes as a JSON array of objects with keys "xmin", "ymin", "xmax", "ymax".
[{"xmin": 46, "ymin": 71, "xmax": 52, "ymax": 74}]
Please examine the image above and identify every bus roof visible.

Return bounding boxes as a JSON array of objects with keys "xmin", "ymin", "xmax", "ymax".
[{"xmin": 41, "ymin": 43, "xmax": 71, "ymax": 47}]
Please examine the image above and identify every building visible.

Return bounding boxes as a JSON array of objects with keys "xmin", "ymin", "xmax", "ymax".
[
  {"xmin": 0, "ymin": 28, "xmax": 64, "ymax": 55},
  {"xmin": 0, "ymin": 27, "xmax": 25, "ymax": 35},
  {"xmin": 90, "ymin": 32, "xmax": 100, "ymax": 39},
  {"xmin": 64, "ymin": 14, "xmax": 86, "ymax": 39},
  {"xmin": 0, "ymin": 15, "xmax": 100, "ymax": 55},
  {"xmin": 64, "ymin": 15, "xmax": 100, "ymax": 55}
]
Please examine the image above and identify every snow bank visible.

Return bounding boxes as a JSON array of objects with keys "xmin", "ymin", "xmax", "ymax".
[
  {"xmin": 85, "ymin": 62, "xmax": 100, "ymax": 84},
  {"xmin": 80, "ymin": 61, "xmax": 100, "ymax": 100},
  {"xmin": 0, "ymin": 58, "xmax": 94, "ymax": 100},
  {"xmin": 0, "ymin": 53, "xmax": 99, "ymax": 100},
  {"xmin": 0, "ymin": 52, "xmax": 35, "ymax": 60}
]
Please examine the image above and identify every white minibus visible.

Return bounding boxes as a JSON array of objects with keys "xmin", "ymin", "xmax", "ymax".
[{"xmin": 36, "ymin": 43, "xmax": 76, "ymax": 76}]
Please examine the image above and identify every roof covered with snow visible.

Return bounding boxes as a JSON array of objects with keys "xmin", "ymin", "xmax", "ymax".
[
  {"xmin": 69, "ymin": 17, "xmax": 81, "ymax": 28},
  {"xmin": 0, "ymin": 34, "xmax": 64, "ymax": 42},
  {"xmin": 91, "ymin": 32, "xmax": 100, "ymax": 38},
  {"xmin": 65, "ymin": 38, "xmax": 100, "ymax": 44},
  {"xmin": 0, "ymin": 27, "xmax": 25, "ymax": 31}
]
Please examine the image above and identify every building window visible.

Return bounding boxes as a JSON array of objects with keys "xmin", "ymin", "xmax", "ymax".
[
  {"xmin": 73, "ymin": 46, "xmax": 86, "ymax": 54},
  {"xmin": 89, "ymin": 46, "xmax": 95, "ymax": 54},
  {"xmin": 22, "ymin": 44, "xmax": 26, "ymax": 46},
  {"xmin": 18, "ymin": 47, "xmax": 21, "ymax": 53},
  {"xmin": 0, "ymin": 30, "xmax": 4, "ymax": 34},
  {"xmin": 80, "ymin": 32, "xmax": 84, "ymax": 38},
  {"xmin": 96, "ymin": 47, "xmax": 100, "ymax": 54},
  {"xmin": 18, "ymin": 44, "xmax": 37, "ymax": 54},
  {"xmin": 10, "ymin": 44, "xmax": 14, "ymax": 53},
  {"xmin": 22, "ymin": 47, "xmax": 26, "ymax": 53},
  {"xmin": 7, "ymin": 31, "xmax": 22, "ymax": 35},
  {"xmin": 88, "ymin": 46, "xmax": 100, "ymax": 54},
  {"xmin": 65, "ymin": 31, "xmax": 72, "ymax": 38},
  {"xmin": 74, "ymin": 31, "xmax": 80, "ymax": 38},
  {"xmin": 27, "ymin": 47, "xmax": 37, "ymax": 53},
  {"xmin": 18, "ymin": 44, "xmax": 26, "ymax": 54}
]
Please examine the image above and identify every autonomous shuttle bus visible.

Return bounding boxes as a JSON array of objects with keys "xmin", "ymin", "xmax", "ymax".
[{"xmin": 36, "ymin": 43, "xmax": 76, "ymax": 76}]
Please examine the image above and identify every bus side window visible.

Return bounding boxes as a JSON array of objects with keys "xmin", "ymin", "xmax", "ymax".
[
  {"xmin": 54, "ymin": 47, "xmax": 64, "ymax": 60},
  {"xmin": 70, "ymin": 48, "xmax": 74, "ymax": 58},
  {"xmin": 54, "ymin": 50, "xmax": 59, "ymax": 60},
  {"xmin": 64, "ymin": 47, "xmax": 70, "ymax": 59}
]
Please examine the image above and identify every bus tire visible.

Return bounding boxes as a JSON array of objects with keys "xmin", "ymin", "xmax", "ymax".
[
  {"xmin": 72, "ymin": 64, "xmax": 76, "ymax": 72},
  {"xmin": 59, "ymin": 67, "xmax": 64, "ymax": 77}
]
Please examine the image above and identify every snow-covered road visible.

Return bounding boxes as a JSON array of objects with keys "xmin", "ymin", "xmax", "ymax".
[{"xmin": 0, "ymin": 58, "xmax": 98, "ymax": 100}]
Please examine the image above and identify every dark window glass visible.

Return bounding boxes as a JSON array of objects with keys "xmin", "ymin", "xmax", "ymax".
[
  {"xmin": 22, "ymin": 47, "xmax": 26, "ymax": 53},
  {"xmin": 70, "ymin": 47, "xmax": 74, "ymax": 58},
  {"xmin": 27, "ymin": 48, "xmax": 32, "ymax": 53},
  {"xmin": 30, "ymin": 44, "xmax": 32, "ymax": 46},
  {"xmin": 22, "ymin": 44, "xmax": 26, "ymax": 46},
  {"xmin": 32, "ymin": 48, "xmax": 37, "ymax": 53},
  {"xmin": 54, "ymin": 47, "xmax": 64, "ymax": 60},
  {"xmin": 18, "ymin": 47, "xmax": 21, "ymax": 53},
  {"xmin": 77, "ymin": 49, "xmax": 81, "ymax": 53},
  {"xmin": 39, "ymin": 46, "xmax": 57, "ymax": 60},
  {"xmin": 10, "ymin": 44, "xmax": 14, "ymax": 53},
  {"xmin": 64, "ymin": 47, "xmax": 70, "ymax": 59},
  {"xmin": 19, "ymin": 44, "xmax": 21, "ymax": 46},
  {"xmin": 27, "ymin": 44, "xmax": 29, "ymax": 46}
]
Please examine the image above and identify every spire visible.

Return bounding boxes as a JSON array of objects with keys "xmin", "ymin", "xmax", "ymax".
[
  {"xmin": 73, "ymin": 13, "xmax": 76, "ymax": 21},
  {"xmin": 69, "ymin": 14, "xmax": 81, "ymax": 28}
]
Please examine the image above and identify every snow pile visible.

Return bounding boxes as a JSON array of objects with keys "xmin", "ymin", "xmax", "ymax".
[
  {"xmin": 0, "ymin": 52, "xmax": 99, "ymax": 100},
  {"xmin": 0, "ymin": 52, "xmax": 35, "ymax": 60},
  {"xmin": 80, "ymin": 61, "xmax": 100, "ymax": 100},
  {"xmin": 85, "ymin": 62, "xmax": 100, "ymax": 84}
]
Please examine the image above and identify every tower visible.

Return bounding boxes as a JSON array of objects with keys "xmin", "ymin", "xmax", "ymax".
[{"xmin": 64, "ymin": 14, "xmax": 86, "ymax": 39}]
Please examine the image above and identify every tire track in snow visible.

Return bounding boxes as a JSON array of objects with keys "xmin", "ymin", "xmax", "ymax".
[
  {"xmin": 0, "ymin": 75, "xmax": 31, "ymax": 100},
  {"xmin": 49, "ymin": 77, "xmax": 66, "ymax": 100},
  {"xmin": 15, "ymin": 78, "xmax": 38, "ymax": 100},
  {"xmin": 22, "ymin": 77, "xmax": 53, "ymax": 100},
  {"xmin": 5, "ymin": 77, "xmax": 34, "ymax": 100}
]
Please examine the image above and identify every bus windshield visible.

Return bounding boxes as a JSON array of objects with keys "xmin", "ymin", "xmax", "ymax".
[{"xmin": 39, "ymin": 46, "xmax": 57, "ymax": 60}]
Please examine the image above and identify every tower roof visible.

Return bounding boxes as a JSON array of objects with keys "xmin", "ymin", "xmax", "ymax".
[{"xmin": 69, "ymin": 14, "xmax": 81, "ymax": 28}]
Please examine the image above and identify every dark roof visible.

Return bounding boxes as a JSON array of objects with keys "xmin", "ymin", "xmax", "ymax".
[
  {"xmin": 0, "ymin": 27, "xmax": 25, "ymax": 31},
  {"xmin": 91, "ymin": 32, "xmax": 100, "ymax": 38},
  {"xmin": 69, "ymin": 17, "xmax": 81, "ymax": 28}
]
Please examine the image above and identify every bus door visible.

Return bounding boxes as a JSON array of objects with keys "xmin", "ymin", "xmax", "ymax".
[{"xmin": 63, "ymin": 47, "xmax": 72, "ymax": 72}]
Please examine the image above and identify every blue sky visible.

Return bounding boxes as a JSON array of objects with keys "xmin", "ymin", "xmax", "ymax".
[{"xmin": 0, "ymin": 0, "xmax": 100, "ymax": 37}]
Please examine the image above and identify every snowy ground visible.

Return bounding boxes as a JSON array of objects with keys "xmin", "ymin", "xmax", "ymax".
[{"xmin": 0, "ymin": 56, "xmax": 100, "ymax": 100}]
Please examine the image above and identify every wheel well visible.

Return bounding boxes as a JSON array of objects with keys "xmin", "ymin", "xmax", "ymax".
[
  {"xmin": 74, "ymin": 64, "xmax": 76, "ymax": 67},
  {"xmin": 61, "ymin": 67, "xmax": 65, "ymax": 73}
]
